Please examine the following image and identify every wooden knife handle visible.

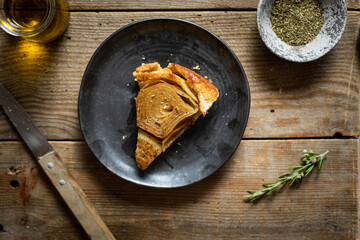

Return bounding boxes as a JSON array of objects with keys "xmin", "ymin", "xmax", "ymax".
[{"xmin": 38, "ymin": 151, "xmax": 116, "ymax": 240}]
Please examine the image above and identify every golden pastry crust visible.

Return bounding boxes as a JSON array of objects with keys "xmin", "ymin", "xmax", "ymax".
[
  {"xmin": 133, "ymin": 62, "xmax": 161, "ymax": 77},
  {"xmin": 167, "ymin": 63, "xmax": 219, "ymax": 115}
]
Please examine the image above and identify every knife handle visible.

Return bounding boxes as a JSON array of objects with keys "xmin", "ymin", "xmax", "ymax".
[{"xmin": 38, "ymin": 151, "xmax": 116, "ymax": 240}]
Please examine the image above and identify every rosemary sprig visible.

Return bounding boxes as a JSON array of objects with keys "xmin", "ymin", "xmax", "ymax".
[{"xmin": 244, "ymin": 150, "xmax": 329, "ymax": 202}]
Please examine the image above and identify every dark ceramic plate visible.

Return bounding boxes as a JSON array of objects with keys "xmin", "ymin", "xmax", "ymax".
[{"xmin": 78, "ymin": 18, "xmax": 250, "ymax": 188}]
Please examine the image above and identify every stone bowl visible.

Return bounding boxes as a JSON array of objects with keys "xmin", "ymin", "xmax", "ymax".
[{"xmin": 257, "ymin": 0, "xmax": 347, "ymax": 62}]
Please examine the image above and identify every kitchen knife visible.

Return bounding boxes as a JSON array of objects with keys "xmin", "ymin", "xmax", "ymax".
[{"xmin": 0, "ymin": 83, "xmax": 116, "ymax": 240}]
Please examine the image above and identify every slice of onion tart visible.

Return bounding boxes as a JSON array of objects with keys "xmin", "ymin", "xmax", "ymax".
[{"xmin": 133, "ymin": 62, "xmax": 219, "ymax": 170}]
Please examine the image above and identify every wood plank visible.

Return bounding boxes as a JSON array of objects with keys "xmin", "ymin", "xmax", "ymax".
[
  {"xmin": 66, "ymin": 0, "xmax": 360, "ymax": 11},
  {"xmin": 0, "ymin": 11, "xmax": 359, "ymax": 140},
  {"xmin": 0, "ymin": 139, "xmax": 358, "ymax": 239}
]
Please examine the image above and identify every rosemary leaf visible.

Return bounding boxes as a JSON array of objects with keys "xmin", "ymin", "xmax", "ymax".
[{"xmin": 305, "ymin": 164, "xmax": 314, "ymax": 176}]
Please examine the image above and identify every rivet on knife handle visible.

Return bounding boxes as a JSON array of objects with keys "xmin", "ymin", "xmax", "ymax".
[{"xmin": 38, "ymin": 151, "xmax": 116, "ymax": 240}]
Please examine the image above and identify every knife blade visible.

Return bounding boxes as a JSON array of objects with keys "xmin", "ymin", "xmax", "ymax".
[
  {"xmin": 0, "ymin": 83, "xmax": 116, "ymax": 240},
  {"xmin": 0, "ymin": 83, "xmax": 53, "ymax": 158}
]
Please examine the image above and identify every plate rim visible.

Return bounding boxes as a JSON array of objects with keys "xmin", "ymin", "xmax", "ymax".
[{"xmin": 78, "ymin": 17, "xmax": 251, "ymax": 188}]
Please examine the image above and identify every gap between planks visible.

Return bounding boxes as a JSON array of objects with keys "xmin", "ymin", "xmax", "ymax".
[
  {"xmin": 66, "ymin": 9, "xmax": 360, "ymax": 12},
  {"xmin": 0, "ymin": 137, "xmax": 358, "ymax": 142}
]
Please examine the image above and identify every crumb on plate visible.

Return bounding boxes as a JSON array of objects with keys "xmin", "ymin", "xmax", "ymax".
[{"xmin": 193, "ymin": 65, "xmax": 200, "ymax": 70}]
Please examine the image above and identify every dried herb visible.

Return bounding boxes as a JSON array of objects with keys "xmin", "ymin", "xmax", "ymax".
[
  {"xmin": 244, "ymin": 150, "xmax": 329, "ymax": 202},
  {"xmin": 271, "ymin": 0, "xmax": 324, "ymax": 46}
]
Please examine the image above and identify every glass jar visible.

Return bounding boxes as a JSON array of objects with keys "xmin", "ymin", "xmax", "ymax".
[{"xmin": 0, "ymin": 0, "xmax": 69, "ymax": 42}]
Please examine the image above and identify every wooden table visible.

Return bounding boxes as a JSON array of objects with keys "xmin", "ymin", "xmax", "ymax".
[{"xmin": 0, "ymin": 1, "xmax": 359, "ymax": 239}]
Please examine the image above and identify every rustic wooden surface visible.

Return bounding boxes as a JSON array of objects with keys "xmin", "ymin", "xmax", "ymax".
[
  {"xmin": 0, "ymin": 3, "xmax": 359, "ymax": 240},
  {"xmin": 0, "ymin": 11, "xmax": 359, "ymax": 139},
  {"xmin": 66, "ymin": 0, "xmax": 360, "ymax": 10},
  {"xmin": 0, "ymin": 140, "xmax": 358, "ymax": 240}
]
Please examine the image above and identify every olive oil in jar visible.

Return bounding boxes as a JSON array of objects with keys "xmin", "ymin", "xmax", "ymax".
[{"xmin": 0, "ymin": 0, "xmax": 69, "ymax": 42}]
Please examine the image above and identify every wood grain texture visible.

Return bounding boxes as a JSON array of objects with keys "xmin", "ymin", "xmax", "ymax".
[
  {"xmin": 0, "ymin": 12, "xmax": 359, "ymax": 140},
  {"xmin": 0, "ymin": 140, "xmax": 358, "ymax": 239},
  {"xmin": 66, "ymin": 0, "xmax": 360, "ymax": 11},
  {"xmin": 38, "ymin": 152, "xmax": 116, "ymax": 240}
]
